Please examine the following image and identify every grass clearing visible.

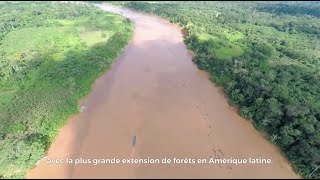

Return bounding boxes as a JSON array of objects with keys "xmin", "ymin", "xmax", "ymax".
[
  {"xmin": 197, "ymin": 32, "xmax": 216, "ymax": 41},
  {"xmin": 215, "ymin": 45, "xmax": 244, "ymax": 59},
  {"xmin": 0, "ymin": 27, "xmax": 77, "ymax": 61},
  {"xmin": 79, "ymin": 29, "xmax": 113, "ymax": 47}
]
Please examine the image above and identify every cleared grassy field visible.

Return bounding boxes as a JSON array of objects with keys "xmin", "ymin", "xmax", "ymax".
[{"xmin": 215, "ymin": 45, "xmax": 244, "ymax": 59}]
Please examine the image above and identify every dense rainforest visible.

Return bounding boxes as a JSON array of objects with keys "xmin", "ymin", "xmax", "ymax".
[
  {"xmin": 0, "ymin": 1, "xmax": 133, "ymax": 178},
  {"xmin": 110, "ymin": 1, "xmax": 320, "ymax": 179}
]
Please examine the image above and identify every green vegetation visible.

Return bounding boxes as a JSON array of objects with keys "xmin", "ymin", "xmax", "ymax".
[
  {"xmin": 0, "ymin": 1, "xmax": 133, "ymax": 178},
  {"xmin": 215, "ymin": 45, "xmax": 243, "ymax": 60},
  {"xmin": 112, "ymin": 1, "xmax": 320, "ymax": 179}
]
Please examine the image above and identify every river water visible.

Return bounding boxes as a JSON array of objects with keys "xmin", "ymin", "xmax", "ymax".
[{"xmin": 27, "ymin": 4, "xmax": 299, "ymax": 179}]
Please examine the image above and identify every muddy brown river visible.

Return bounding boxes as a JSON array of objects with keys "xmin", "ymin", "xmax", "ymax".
[{"xmin": 27, "ymin": 4, "xmax": 299, "ymax": 179}]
